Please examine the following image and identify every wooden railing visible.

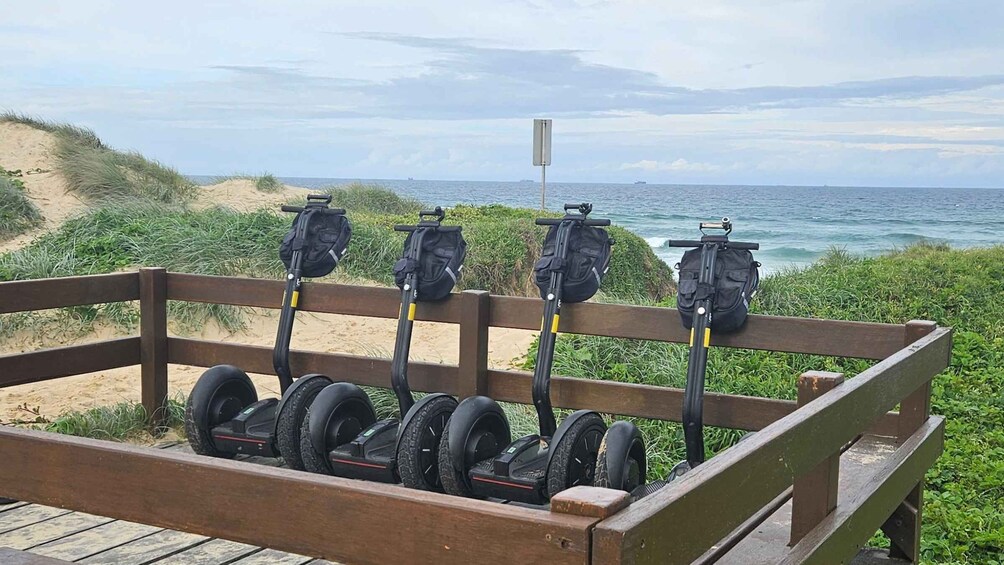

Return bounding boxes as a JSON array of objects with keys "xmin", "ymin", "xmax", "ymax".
[{"xmin": 0, "ymin": 269, "xmax": 951, "ymax": 564}]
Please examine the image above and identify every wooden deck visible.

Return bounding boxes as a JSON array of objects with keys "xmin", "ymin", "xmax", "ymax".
[
  {"xmin": 0, "ymin": 443, "xmax": 335, "ymax": 565},
  {"xmin": 1, "ymin": 437, "xmax": 913, "ymax": 565}
]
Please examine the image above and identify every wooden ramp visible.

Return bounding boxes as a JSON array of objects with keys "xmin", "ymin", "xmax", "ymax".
[{"xmin": 0, "ymin": 443, "xmax": 335, "ymax": 565}]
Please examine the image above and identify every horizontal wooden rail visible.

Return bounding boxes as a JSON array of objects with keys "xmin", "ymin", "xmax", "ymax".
[
  {"xmin": 166, "ymin": 273, "xmax": 462, "ymax": 323},
  {"xmin": 591, "ymin": 327, "xmax": 951, "ymax": 564},
  {"xmin": 0, "ymin": 338, "xmax": 141, "ymax": 388},
  {"xmin": 487, "ymin": 369, "xmax": 899, "ymax": 435},
  {"xmin": 0, "ymin": 427, "xmax": 596, "ymax": 564},
  {"xmin": 167, "ymin": 338, "xmax": 461, "ymax": 394},
  {"xmin": 490, "ymin": 296, "xmax": 904, "ymax": 360},
  {"xmin": 0, "ymin": 272, "xmax": 139, "ymax": 314},
  {"xmin": 780, "ymin": 417, "xmax": 944, "ymax": 564}
]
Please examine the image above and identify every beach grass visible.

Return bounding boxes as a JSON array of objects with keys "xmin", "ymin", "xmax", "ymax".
[
  {"xmin": 0, "ymin": 111, "xmax": 104, "ymax": 149},
  {"xmin": 214, "ymin": 172, "xmax": 285, "ymax": 193},
  {"xmin": 40, "ymin": 397, "xmax": 187, "ymax": 442},
  {"xmin": 0, "ymin": 168, "xmax": 42, "ymax": 240}
]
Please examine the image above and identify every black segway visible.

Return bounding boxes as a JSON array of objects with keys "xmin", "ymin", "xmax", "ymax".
[
  {"xmin": 184, "ymin": 194, "xmax": 351, "ymax": 469},
  {"xmin": 438, "ymin": 203, "xmax": 612, "ymax": 505},
  {"xmin": 299, "ymin": 207, "xmax": 465, "ymax": 491},
  {"xmin": 595, "ymin": 218, "xmax": 759, "ymax": 497}
]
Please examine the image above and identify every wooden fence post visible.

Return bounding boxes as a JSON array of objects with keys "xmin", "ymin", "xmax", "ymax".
[
  {"xmin": 140, "ymin": 268, "xmax": 168, "ymax": 431},
  {"xmin": 457, "ymin": 290, "xmax": 490, "ymax": 399},
  {"xmin": 789, "ymin": 370, "xmax": 844, "ymax": 545},
  {"xmin": 883, "ymin": 320, "xmax": 937, "ymax": 561}
]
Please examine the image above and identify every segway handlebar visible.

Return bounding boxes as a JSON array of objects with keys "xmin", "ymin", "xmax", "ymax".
[
  {"xmin": 666, "ymin": 239, "xmax": 759, "ymax": 250},
  {"xmin": 393, "ymin": 224, "xmax": 462, "ymax": 232},
  {"xmin": 419, "ymin": 207, "xmax": 447, "ymax": 222},
  {"xmin": 280, "ymin": 205, "xmax": 347, "ymax": 214},
  {"xmin": 535, "ymin": 218, "xmax": 611, "ymax": 226}
]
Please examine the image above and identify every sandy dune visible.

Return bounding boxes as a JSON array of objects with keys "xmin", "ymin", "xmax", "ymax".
[{"xmin": 0, "ymin": 121, "xmax": 537, "ymax": 424}]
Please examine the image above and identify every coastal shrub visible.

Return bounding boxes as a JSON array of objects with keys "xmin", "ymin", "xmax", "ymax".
[
  {"xmin": 213, "ymin": 173, "xmax": 285, "ymax": 193},
  {"xmin": 0, "ymin": 169, "xmax": 42, "ymax": 239},
  {"xmin": 323, "ymin": 182, "xmax": 424, "ymax": 215},
  {"xmin": 41, "ymin": 397, "xmax": 186, "ymax": 442},
  {"xmin": 0, "ymin": 111, "xmax": 104, "ymax": 149},
  {"xmin": 536, "ymin": 243, "xmax": 1004, "ymax": 564}
]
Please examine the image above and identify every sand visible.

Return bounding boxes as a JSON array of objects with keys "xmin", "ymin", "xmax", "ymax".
[
  {"xmin": 0, "ymin": 123, "xmax": 89, "ymax": 253},
  {"xmin": 193, "ymin": 178, "xmax": 312, "ymax": 213}
]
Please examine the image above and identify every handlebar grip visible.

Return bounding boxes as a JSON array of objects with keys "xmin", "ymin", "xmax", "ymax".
[
  {"xmin": 307, "ymin": 194, "xmax": 332, "ymax": 203},
  {"xmin": 728, "ymin": 241, "xmax": 759, "ymax": 250},
  {"xmin": 666, "ymin": 240, "xmax": 703, "ymax": 247},
  {"xmin": 281, "ymin": 205, "xmax": 303, "ymax": 213},
  {"xmin": 584, "ymin": 219, "xmax": 611, "ymax": 226},
  {"xmin": 535, "ymin": 219, "xmax": 561, "ymax": 225},
  {"xmin": 394, "ymin": 225, "xmax": 417, "ymax": 232}
]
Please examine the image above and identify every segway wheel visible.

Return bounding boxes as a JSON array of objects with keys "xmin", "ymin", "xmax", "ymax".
[
  {"xmin": 546, "ymin": 412, "xmax": 607, "ymax": 499},
  {"xmin": 397, "ymin": 395, "xmax": 458, "ymax": 491},
  {"xmin": 275, "ymin": 375, "xmax": 332, "ymax": 471},
  {"xmin": 299, "ymin": 382, "xmax": 377, "ymax": 475},
  {"xmin": 185, "ymin": 365, "xmax": 257, "ymax": 458},
  {"xmin": 594, "ymin": 421, "xmax": 647, "ymax": 493},
  {"xmin": 438, "ymin": 397, "xmax": 511, "ymax": 498}
]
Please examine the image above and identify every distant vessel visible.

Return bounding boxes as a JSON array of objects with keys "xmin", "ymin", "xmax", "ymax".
[
  {"xmin": 634, "ymin": 181, "xmax": 647, "ymax": 185},
  {"xmin": 408, "ymin": 177, "xmax": 414, "ymax": 180},
  {"xmin": 519, "ymin": 179, "xmax": 534, "ymax": 183}
]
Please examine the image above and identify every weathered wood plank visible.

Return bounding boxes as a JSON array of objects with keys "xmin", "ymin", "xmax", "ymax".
[
  {"xmin": 230, "ymin": 548, "xmax": 314, "ymax": 565},
  {"xmin": 0, "ymin": 513, "xmax": 112, "ymax": 550},
  {"xmin": 167, "ymin": 338, "xmax": 460, "ymax": 395},
  {"xmin": 149, "ymin": 538, "xmax": 259, "ymax": 564},
  {"xmin": 0, "ymin": 428, "xmax": 595, "ymax": 565},
  {"xmin": 0, "ymin": 501, "xmax": 29, "ymax": 513},
  {"xmin": 781, "ymin": 417, "xmax": 945, "ymax": 564},
  {"xmin": 457, "ymin": 290, "xmax": 490, "ymax": 398},
  {"xmin": 32, "ymin": 520, "xmax": 161, "ymax": 561},
  {"xmin": 80, "ymin": 529, "xmax": 208, "ymax": 564},
  {"xmin": 0, "ymin": 338, "xmax": 141, "ymax": 388},
  {"xmin": 0, "ymin": 273, "xmax": 139, "ymax": 314},
  {"xmin": 166, "ymin": 273, "xmax": 461, "ymax": 323},
  {"xmin": 140, "ymin": 268, "xmax": 169, "ymax": 429},
  {"xmin": 0, "ymin": 547, "xmax": 75, "ymax": 565},
  {"xmin": 550, "ymin": 487, "xmax": 630, "ymax": 519},
  {"xmin": 489, "ymin": 296, "xmax": 905, "ymax": 360},
  {"xmin": 0, "ymin": 506, "xmax": 72, "ymax": 535},
  {"xmin": 591, "ymin": 327, "xmax": 951, "ymax": 565}
]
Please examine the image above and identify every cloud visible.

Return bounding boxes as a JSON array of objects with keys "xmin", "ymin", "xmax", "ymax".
[{"xmin": 620, "ymin": 158, "xmax": 720, "ymax": 172}]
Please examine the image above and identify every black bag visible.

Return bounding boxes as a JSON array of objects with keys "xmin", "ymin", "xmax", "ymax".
[
  {"xmin": 534, "ymin": 224, "xmax": 613, "ymax": 303},
  {"xmin": 394, "ymin": 228, "xmax": 467, "ymax": 301},
  {"xmin": 279, "ymin": 209, "xmax": 352, "ymax": 278},
  {"xmin": 676, "ymin": 247, "xmax": 760, "ymax": 333}
]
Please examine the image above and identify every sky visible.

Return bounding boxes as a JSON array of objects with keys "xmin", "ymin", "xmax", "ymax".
[{"xmin": 2, "ymin": 0, "xmax": 1004, "ymax": 187}]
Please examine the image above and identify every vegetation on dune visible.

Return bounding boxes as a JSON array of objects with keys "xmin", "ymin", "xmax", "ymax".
[
  {"xmin": 1, "ymin": 112, "xmax": 196, "ymax": 205},
  {"xmin": 324, "ymin": 182, "xmax": 425, "ymax": 215},
  {"xmin": 536, "ymin": 244, "xmax": 1004, "ymax": 564},
  {"xmin": 214, "ymin": 172, "xmax": 285, "ymax": 193},
  {"xmin": 6, "ymin": 397, "xmax": 187, "ymax": 443},
  {"xmin": 0, "ymin": 167, "xmax": 42, "ymax": 240}
]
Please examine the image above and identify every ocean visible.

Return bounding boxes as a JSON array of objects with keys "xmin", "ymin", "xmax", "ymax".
[{"xmin": 194, "ymin": 177, "xmax": 1004, "ymax": 274}]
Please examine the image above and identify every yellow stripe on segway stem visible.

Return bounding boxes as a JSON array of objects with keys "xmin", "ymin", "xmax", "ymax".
[
  {"xmin": 689, "ymin": 328, "xmax": 695, "ymax": 347},
  {"xmin": 408, "ymin": 303, "xmax": 417, "ymax": 321},
  {"xmin": 551, "ymin": 314, "xmax": 560, "ymax": 334},
  {"xmin": 290, "ymin": 290, "xmax": 299, "ymax": 308},
  {"xmin": 703, "ymin": 327, "xmax": 711, "ymax": 348}
]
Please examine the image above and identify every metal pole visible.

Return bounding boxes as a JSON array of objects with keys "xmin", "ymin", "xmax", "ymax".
[{"xmin": 540, "ymin": 165, "xmax": 546, "ymax": 210}]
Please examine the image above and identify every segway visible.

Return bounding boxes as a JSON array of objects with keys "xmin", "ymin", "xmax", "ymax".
[
  {"xmin": 595, "ymin": 218, "xmax": 759, "ymax": 497},
  {"xmin": 184, "ymin": 195, "xmax": 350, "ymax": 469},
  {"xmin": 438, "ymin": 203, "xmax": 612, "ymax": 505},
  {"xmin": 299, "ymin": 207, "xmax": 465, "ymax": 491}
]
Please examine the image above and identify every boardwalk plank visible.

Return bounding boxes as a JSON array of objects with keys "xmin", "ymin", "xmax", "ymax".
[
  {"xmin": 0, "ymin": 547, "xmax": 75, "ymax": 564},
  {"xmin": 0, "ymin": 501, "xmax": 29, "ymax": 513},
  {"xmin": 81, "ymin": 529, "xmax": 208, "ymax": 564},
  {"xmin": 0, "ymin": 513, "xmax": 111, "ymax": 550},
  {"xmin": 32, "ymin": 520, "xmax": 161, "ymax": 560},
  {"xmin": 0, "ymin": 506, "xmax": 71, "ymax": 535},
  {"xmin": 148, "ymin": 538, "xmax": 258, "ymax": 564},
  {"xmin": 230, "ymin": 548, "xmax": 315, "ymax": 565}
]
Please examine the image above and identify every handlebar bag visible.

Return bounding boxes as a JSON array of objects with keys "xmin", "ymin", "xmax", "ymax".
[
  {"xmin": 677, "ymin": 247, "xmax": 760, "ymax": 333},
  {"xmin": 534, "ymin": 224, "xmax": 613, "ymax": 303},
  {"xmin": 394, "ymin": 228, "xmax": 467, "ymax": 301},
  {"xmin": 279, "ymin": 209, "xmax": 352, "ymax": 278}
]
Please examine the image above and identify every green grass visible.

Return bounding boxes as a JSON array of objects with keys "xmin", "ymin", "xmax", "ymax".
[
  {"xmin": 2, "ymin": 112, "xmax": 196, "ymax": 205},
  {"xmin": 0, "ymin": 168, "xmax": 42, "ymax": 240},
  {"xmin": 6, "ymin": 397, "xmax": 188, "ymax": 442},
  {"xmin": 323, "ymin": 183, "xmax": 424, "ymax": 215},
  {"xmin": 538, "ymin": 244, "xmax": 1004, "ymax": 564},
  {"xmin": 213, "ymin": 173, "xmax": 285, "ymax": 193}
]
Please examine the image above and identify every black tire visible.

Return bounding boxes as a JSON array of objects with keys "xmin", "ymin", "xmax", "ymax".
[
  {"xmin": 299, "ymin": 383, "xmax": 377, "ymax": 475},
  {"xmin": 438, "ymin": 397, "xmax": 510, "ymax": 498},
  {"xmin": 275, "ymin": 376, "xmax": 331, "ymax": 470},
  {"xmin": 594, "ymin": 421, "xmax": 646, "ymax": 492},
  {"xmin": 397, "ymin": 395, "xmax": 457, "ymax": 491},
  {"xmin": 546, "ymin": 412, "xmax": 607, "ymax": 499},
  {"xmin": 185, "ymin": 365, "xmax": 257, "ymax": 458}
]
